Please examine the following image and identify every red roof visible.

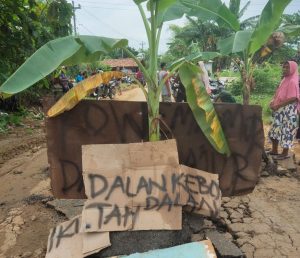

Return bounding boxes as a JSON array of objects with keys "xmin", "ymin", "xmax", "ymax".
[{"xmin": 102, "ymin": 58, "xmax": 138, "ymax": 68}]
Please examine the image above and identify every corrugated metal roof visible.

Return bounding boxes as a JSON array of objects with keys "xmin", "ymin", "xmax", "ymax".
[{"xmin": 102, "ymin": 58, "xmax": 138, "ymax": 68}]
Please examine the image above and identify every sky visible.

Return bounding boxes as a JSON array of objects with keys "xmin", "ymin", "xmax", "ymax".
[{"xmin": 68, "ymin": 0, "xmax": 300, "ymax": 54}]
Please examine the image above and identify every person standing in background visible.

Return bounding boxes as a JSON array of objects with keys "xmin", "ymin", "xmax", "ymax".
[
  {"xmin": 198, "ymin": 61, "xmax": 212, "ymax": 95},
  {"xmin": 268, "ymin": 61, "xmax": 299, "ymax": 159},
  {"xmin": 158, "ymin": 62, "xmax": 172, "ymax": 102}
]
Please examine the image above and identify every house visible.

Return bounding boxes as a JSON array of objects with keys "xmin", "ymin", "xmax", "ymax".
[{"xmin": 102, "ymin": 58, "xmax": 138, "ymax": 74}]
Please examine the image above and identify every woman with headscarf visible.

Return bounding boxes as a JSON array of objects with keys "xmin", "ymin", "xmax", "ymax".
[
  {"xmin": 198, "ymin": 61, "xmax": 212, "ymax": 95},
  {"xmin": 268, "ymin": 61, "xmax": 299, "ymax": 159}
]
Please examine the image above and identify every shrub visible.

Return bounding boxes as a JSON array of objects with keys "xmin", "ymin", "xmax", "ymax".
[
  {"xmin": 252, "ymin": 63, "xmax": 281, "ymax": 95},
  {"xmin": 228, "ymin": 62, "xmax": 281, "ymax": 96},
  {"xmin": 0, "ymin": 112, "xmax": 23, "ymax": 133},
  {"xmin": 269, "ymin": 45, "xmax": 297, "ymax": 64},
  {"xmin": 227, "ymin": 78, "xmax": 243, "ymax": 96},
  {"xmin": 219, "ymin": 69, "xmax": 239, "ymax": 77}
]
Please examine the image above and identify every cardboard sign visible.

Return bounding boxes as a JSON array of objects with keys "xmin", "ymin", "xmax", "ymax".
[
  {"xmin": 81, "ymin": 140, "xmax": 221, "ymax": 232},
  {"xmin": 45, "ymin": 216, "xmax": 110, "ymax": 258}
]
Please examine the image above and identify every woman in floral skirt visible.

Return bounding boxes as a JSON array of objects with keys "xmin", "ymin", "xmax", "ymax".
[{"xmin": 268, "ymin": 61, "xmax": 299, "ymax": 159}]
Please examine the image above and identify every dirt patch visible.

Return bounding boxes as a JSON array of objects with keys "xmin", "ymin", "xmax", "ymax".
[
  {"xmin": 0, "ymin": 119, "xmax": 45, "ymax": 166},
  {"xmin": 0, "ymin": 204, "xmax": 65, "ymax": 258},
  {"xmin": 0, "ymin": 145, "xmax": 65, "ymax": 258}
]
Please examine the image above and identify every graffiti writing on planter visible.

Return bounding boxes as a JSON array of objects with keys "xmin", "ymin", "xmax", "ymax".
[{"xmin": 46, "ymin": 101, "xmax": 263, "ymax": 199}]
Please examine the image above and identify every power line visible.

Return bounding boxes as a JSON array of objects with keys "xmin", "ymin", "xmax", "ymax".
[
  {"xmin": 79, "ymin": 23, "xmax": 94, "ymax": 35},
  {"xmin": 80, "ymin": 5, "xmax": 135, "ymax": 11},
  {"xmin": 73, "ymin": 0, "xmax": 136, "ymax": 8},
  {"xmin": 82, "ymin": 7, "xmax": 141, "ymax": 44}
]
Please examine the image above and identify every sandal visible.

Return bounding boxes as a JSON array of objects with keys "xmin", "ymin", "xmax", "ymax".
[
  {"xmin": 266, "ymin": 150, "xmax": 279, "ymax": 156},
  {"xmin": 273, "ymin": 155, "xmax": 290, "ymax": 160}
]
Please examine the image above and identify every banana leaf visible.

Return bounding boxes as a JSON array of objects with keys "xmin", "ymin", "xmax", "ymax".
[
  {"xmin": 277, "ymin": 25, "xmax": 300, "ymax": 38},
  {"xmin": 47, "ymin": 71, "xmax": 123, "ymax": 117},
  {"xmin": 248, "ymin": 0, "xmax": 292, "ymax": 55},
  {"xmin": 138, "ymin": 0, "xmax": 240, "ymax": 31},
  {"xmin": 156, "ymin": 2, "xmax": 189, "ymax": 27},
  {"xmin": 0, "ymin": 35, "xmax": 128, "ymax": 98},
  {"xmin": 179, "ymin": 62, "xmax": 231, "ymax": 156},
  {"xmin": 168, "ymin": 52, "xmax": 220, "ymax": 71},
  {"xmin": 217, "ymin": 31, "xmax": 253, "ymax": 55},
  {"xmin": 181, "ymin": 0, "xmax": 240, "ymax": 32}
]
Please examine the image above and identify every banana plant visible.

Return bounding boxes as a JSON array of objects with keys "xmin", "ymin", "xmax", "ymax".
[
  {"xmin": 217, "ymin": 0, "xmax": 293, "ymax": 104},
  {"xmin": 0, "ymin": 0, "xmax": 236, "ymax": 156}
]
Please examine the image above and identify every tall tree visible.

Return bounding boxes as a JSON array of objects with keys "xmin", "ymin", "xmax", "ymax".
[
  {"xmin": 0, "ymin": 0, "xmax": 73, "ymax": 84},
  {"xmin": 47, "ymin": 0, "xmax": 73, "ymax": 37},
  {"xmin": 218, "ymin": 0, "xmax": 293, "ymax": 104}
]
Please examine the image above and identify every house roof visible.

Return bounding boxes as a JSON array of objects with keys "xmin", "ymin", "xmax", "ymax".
[{"xmin": 102, "ymin": 58, "xmax": 138, "ymax": 68}]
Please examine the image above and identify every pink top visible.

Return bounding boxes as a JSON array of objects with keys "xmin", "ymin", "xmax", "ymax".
[
  {"xmin": 270, "ymin": 61, "xmax": 299, "ymax": 111},
  {"xmin": 198, "ymin": 61, "xmax": 212, "ymax": 95}
]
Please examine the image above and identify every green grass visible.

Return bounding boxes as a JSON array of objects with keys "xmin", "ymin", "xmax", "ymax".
[
  {"xmin": 0, "ymin": 113, "xmax": 23, "ymax": 133},
  {"xmin": 0, "ymin": 107, "xmax": 44, "ymax": 134},
  {"xmin": 219, "ymin": 69, "xmax": 239, "ymax": 77},
  {"xmin": 234, "ymin": 94, "xmax": 273, "ymax": 124}
]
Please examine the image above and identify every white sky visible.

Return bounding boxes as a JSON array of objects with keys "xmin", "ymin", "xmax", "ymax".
[{"xmin": 68, "ymin": 0, "xmax": 300, "ymax": 54}]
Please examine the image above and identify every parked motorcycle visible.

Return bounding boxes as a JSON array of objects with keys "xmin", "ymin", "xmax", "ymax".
[
  {"xmin": 170, "ymin": 76, "xmax": 186, "ymax": 102},
  {"xmin": 96, "ymin": 79, "xmax": 117, "ymax": 100},
  {"xmin": 209, "ymin": 79, "xmax": 226, "ymax": 101},
  {"xmin": 121, "ymin": 75, "xmax": 132, "ymax": 84}
]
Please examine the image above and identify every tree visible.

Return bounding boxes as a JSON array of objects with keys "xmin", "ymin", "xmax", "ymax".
[
  {"xmin": 47, "ymin": 0, "xmax": 73, "ymax": 37},
  {"xmin": 164, "ymin": 0, "xmax": 255, "ymax": 68},
  {"xmin": 281, "ymin": 11, "xmax": 300, "ymax": 46},
  {"xmin": 1, "ymin": 0, "xmax": 291, "ymax": 154},
  {"xmin": 0, "ymin": 0, "xmax": 73, "ymax": 85},
  {"xmin": 109, "ymin": 46, "xmax": 139, "ymax": 59},
  {"xmin": 218, "ymin": 0, "xmax": 293, "ymax": 104}
]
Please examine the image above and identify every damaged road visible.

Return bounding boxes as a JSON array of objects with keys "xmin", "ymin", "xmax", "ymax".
[
  {"xmin": 0, "ymin": 142, "xmax": 299, "ymax": 257},
  {"xmin": 0, "ymin": 92, "xmax": 299, "ymax": 257}
]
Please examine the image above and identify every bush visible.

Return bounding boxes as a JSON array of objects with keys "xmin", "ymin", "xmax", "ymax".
[
  {"xmin": 269, "ymin": 45, "xmax": 297, "ymax": 64},
  {"xmin": 227, "ymin": 78, "xmax": 243, "ymax": 96},
  {"xmin": 219, "ymin": 69, "xmax": 239, "ymax": 77},
  {"xmin": 252, "ymin": 63, "xmax": 281, "ymax": 95},
  {"xmin": 0, "ymin": 112, "xmax": 23, "ymax": 133},
  {"xmin": 227, "ymin": 63, "xmax": 281, "ymax": 96}
]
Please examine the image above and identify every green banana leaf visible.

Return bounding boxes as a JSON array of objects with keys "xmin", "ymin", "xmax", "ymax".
[
  {"xmin": 217, "ymin": 31, "xmax": 253, "ymax": 55},
  {"xmin": 0, "ymin": 35, "xmax": 127, "ymax": 97},
  {"xmin": 277, "ymin": 25, "xmax": 300, "ymax": 38},
  {"xmin": 140, "ymin": 0, "xmax": 240, "ymax": 31},
  {"xmin": 178, "ymin": 62, "xmax": 231, "ymax": 156},
  {"xmin": 133, "ymin": 0, "xmax": 147, "ymax": 4},
  {"xmin": 181, "ymin": 0, "xmax": 240, "ymax": 32},
  {"xmin": 168, "ymin": 52, "xmax": 220, "ymax": 71},
  {"xmin": 156, "ymin": 2, "xmax": 189, "ymax": 27},
  {"xmin": 248, "ymin": 0, "xmax": 292, "ymax": 55}
]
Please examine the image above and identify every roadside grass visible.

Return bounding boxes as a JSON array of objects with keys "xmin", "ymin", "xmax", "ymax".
[
  {"xmin": 0, "ymin": 107, "xmax": 44, "ymax": 134},
  {"xmin": 219, "ymin": 70, "xmax": 239, "ymax": 77}
]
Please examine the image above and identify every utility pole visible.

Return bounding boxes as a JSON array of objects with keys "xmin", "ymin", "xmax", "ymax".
[
  {"xmin": 140, "ymin": 41, "xmax": 145, "ymax": 51},
  {"xmin": 72, "ymin": 1, "xmax": 81, "ymax": 36},
  {"xmin": 139, "ymin": 41, "xmax": 145, "ymax": 59}
]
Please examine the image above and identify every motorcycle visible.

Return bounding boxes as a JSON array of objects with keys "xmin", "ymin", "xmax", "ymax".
[
  {"xmin": 96, "ymin": 79, "xmax": 117, "ymax": 100},
  {"xmin": 209, "ymin": 79, "xmax": 226, "ymax": 101},
  {"xmin": 121, "ymin": 75, "xmax": 132, "ymax": 84},
  {"xmin": 170, "ymin": 76, "xmax": 186, "ymax": 102}
]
